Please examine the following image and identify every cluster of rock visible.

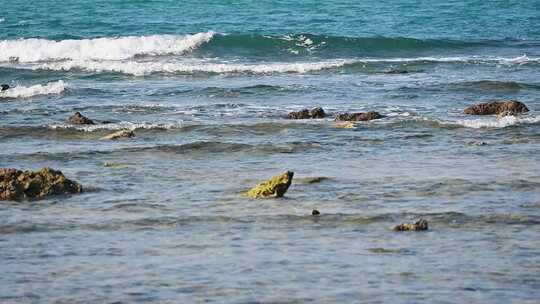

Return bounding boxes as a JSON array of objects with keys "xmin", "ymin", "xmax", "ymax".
[
  {"xmin": 287, "ymin": 107, "xmax": 384, "ymax": 122},
  {"xmin": 0, "ymin": 167, "xmax": 82, "ymax": 201}
]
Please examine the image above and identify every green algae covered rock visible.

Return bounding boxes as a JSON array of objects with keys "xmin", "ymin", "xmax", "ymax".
[
  {"xmin": 0, "ymin": 167, "xmax": 82, "ymax": 201},
  {"xmin": 247, "ymin": 171, "xmax": 294, "ymax": 199},
  {"xmin": 392, "ymin": 219, "xmax": 428, "ymax": 231}
]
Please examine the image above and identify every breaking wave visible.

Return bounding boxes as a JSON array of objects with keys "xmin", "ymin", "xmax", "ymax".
[{"xmin": 0, "ymin": 80, "xmax": 67, "ymax": 99}]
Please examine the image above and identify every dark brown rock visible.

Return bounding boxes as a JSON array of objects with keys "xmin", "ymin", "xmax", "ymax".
[
  {"xmin": 393, "ymin": 219, "xmax": 428, "ymax": 231},
  {"xmin": 67, "ymin": 112, "xmax": 95, "ymax": 125},
  {"xmin": 463, "ymin": 100, "xmax": 529, "ymax": 115},
  {"xmin": 0, "ymin": 167, "xmax": 82, "ymax": 201},
  {"xmin": 287, "ymin": 107, "xmax": 326, "ymax": 119},
  {"xmin": 335, "ymin": 111, "xmax": 383, "ymax": 122},
  {"xmin": 312, "ymin": 209, "xmax": 320, "ymax": 216},
  {"xmin": 1, "ymin": 84, "xmax": 9, "ymax": 91},
  {"xmin": 100, "ymin": 130, "xmax": 135, "ymax": 140}
]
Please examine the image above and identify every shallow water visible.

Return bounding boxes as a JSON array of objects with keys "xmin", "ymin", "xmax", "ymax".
[{"xmin": 1, "ymin": 1, "xmax": 540, "ymax": 303}]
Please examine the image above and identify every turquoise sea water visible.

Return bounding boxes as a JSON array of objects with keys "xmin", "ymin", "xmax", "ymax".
[{"xmin": 1, "ymin": 1, "xmax": 540, "ymax": 303}]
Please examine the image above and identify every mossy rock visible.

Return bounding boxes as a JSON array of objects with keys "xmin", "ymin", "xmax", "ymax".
[
  {"xmin": 0, "ymin": 167, "xmax": 82, "ymax": 201},
  {"xmin": 246, "ymin": 171, "xmax": 294, "ymax": 199}
]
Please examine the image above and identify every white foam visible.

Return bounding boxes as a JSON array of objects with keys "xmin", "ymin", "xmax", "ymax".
[
  {"xmin": 0, "ymin": 32, "xmax": 214, "ymax": 62},
  {"xmin": 32, "ymin": 59, "xmax": 353, "ymax": 76},
  {"xmin": 0, "ymin": 18, "xmax": 5, "ymax": 23},
  {"xmin": 0, "ymin": 80, "xmax": 67, "ymax": 99},
  {"xmin": 454, "ymin": 115, "xmax": 540, "ymax": 129},
  {"xmin": 48, "ymin": 121, "xmax": 184, "ymax": 132}
]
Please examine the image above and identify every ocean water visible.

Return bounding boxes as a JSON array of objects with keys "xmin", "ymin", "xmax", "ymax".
[{"xmin": 1, "ymin": 1, "xmax": 540, "ymax": 303}]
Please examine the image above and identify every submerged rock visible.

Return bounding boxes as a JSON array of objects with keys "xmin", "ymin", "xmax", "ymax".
[
  {"xmin": 0, "ymin": 167, "xmax": 82, "ymax": 201},
  {"xmin": 392, "ymin": 219, "xmax": 428, "ymax": 231},
  {"xmin": 100, "ymin": 130, "xmax": 135, "ymax": 140},
  {"xmin": 246, "ymin": 171, "xmax": 294, "ymax": 199},
  {"xmin": 67, "ymin": 112, "xmax": 95, "ymax": 125},
  {"xmin": 1, "ymin": 84, "xmax": 9, "ymax": 91},
  {"xmin": 296, "ymin": 176, "xmax": 329, "ymax": 184},
  {"xmin": 334, "ymin": 122, "xmax": 356, "ymax": 129},
  {"xmin": 335, "ymin": 111, "xmax": 383, "ymax": 122},
  {"xmin": 464, "ymin": 100, "xmax": 529, "ymax": 115},
  {"xmin": 287, "ymin": 107, "xmax": 326, "ymax": 119}
]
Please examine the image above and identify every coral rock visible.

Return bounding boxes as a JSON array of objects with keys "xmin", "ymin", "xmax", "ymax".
[
  {"xmin": 464, "ymin": 100, "xmax": 529, "ymax": 115},
  {"xmin": 247, "ymin": 171, "xmax": 294, "ymax": 199},
  {"xmin": 393, "ymin": 219, "xmax": 428, "ymax": 231},
  {"xmin": 67, "ymin": 112, "xmax": 95, "ymax": 125},
  {"xmin": 335, "ymin": 111, "xmax": 383, "ymax": 122},
  {"xmin": 0, "ymin": 167, "xmax": 82, "ymax": 201}
]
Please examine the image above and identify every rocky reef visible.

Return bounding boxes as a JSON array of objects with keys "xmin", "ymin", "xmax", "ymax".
[
  {"xmin": 335, "ymin": 111, "xmax": 383, "ymax": 122},
  {"xmin": 464, "ymin": 100, "xmax": 529, "ymax": 115},
  {"xmin": 288, "ymin": 107, "xmax": 326, "ymax": 119},
  {"xmin": 0, "ymin": 167, "xmax": 82, "ymax": 201},
  {"xmin": 247, "ymin": 171, "xmax": 294, "ymax": 199},
  {"xmin": 392, "ymin": 219, "xmax": 428, "ymax": 231}
]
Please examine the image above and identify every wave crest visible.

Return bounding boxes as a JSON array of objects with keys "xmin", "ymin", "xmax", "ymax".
[
  {"xmin": 0, "ymin": 80, "xmax": 67, "ymax": 99},
  {"xmin": 0, "ymin": 32, "xmax": 214, "ymax": 62}
]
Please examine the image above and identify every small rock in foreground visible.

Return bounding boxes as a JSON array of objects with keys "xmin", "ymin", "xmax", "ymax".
[
  {"xmin": 0, "ymin": 167, "xmax": 82, "ymax": 201},
  {"xmin": 1, "ymin": 84, "xmax": 10, "ymax": 91},
  {"xmin": 463, "ymin": 100, "xmax": 529, "ymax": 115},
  {"xmin": 288, "ymin": 107, "xmax": 326, "ymax": 119},
  {"xmin": 335, "ymin": 111, "xmax": 383, "ymax": 122},
  {"xmin": 247, "ymin": 171, "xmax": 294, "ymax": 199},
  {"xmin": 392, "ymin": 219, "xmax": 428, "ymax": 231},
  {"xmin": 101, "ymin": 130, "xmax": 135, "ymax": 140},
  {"xmin": 67, "ymin": 112, "xmax": 95, "ymax": 125}
]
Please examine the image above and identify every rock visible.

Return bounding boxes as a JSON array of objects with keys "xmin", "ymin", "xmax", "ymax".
[
  {"xmin": 464, "ymin": 100, "xmax": 529, "ymax": 115},
  {"xmin": 312, "ymin": 209, "xmax": 320, "ymax": 216},
  {"xmin": 246, "ymin": 171, "xmax": 294, "ymax": 199},
  {"xmin": 296, "ymin": 176, "xmax": 329, "ymax": 184},
  {"xmin": 67, "ymin": 112, "xmax": 95, "ymax": 125},
  {"xmin": 467, "ymin": 141, "xmax": 487, "ymax": 146},
  {"xmin": 392, "ymin": 219, "xmax": 428, "ymax": 231},
  {"xmin": 0, "ymin": 167, "xmax": 82, "ymax": 201},
  {"xmin": 385, "ymin": 70, "xmax": 409, "ymax": 74},
  {"xmin": 334, "ymin": 122, "xmax": 356, "ymax": 129},
  {"xmin": 100, "ymin": 130, "xmax": 135, "ymax": 140},
  {"xmin": 335, "ymin": 111, "xmax": 383, "ymax": 122},
  {"xmin": 287, "ymin": 107, "xmax": 326, "ymax": 119},
  {"xmin": 1, "ymin": 84, "xmax": 9, "ymax": 91}
]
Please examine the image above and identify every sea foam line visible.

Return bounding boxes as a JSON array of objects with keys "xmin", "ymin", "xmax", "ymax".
[
  {"xmin": 32, "ymin": 59, "xmax": 354, "ymax": 76},
  {"xmin": 453, "ymin": 115, "xmax": 540, "ymax": 129},
  {"xmin": 0, "ymin": 80, "xmax": 67, "ymax": 99},
  {"xmin": 0, "ymin": 32, "xmax": 215, "ymax": 62},
  {"xmin": 48, "ymin": 121, "xmax": 184, "ymax": 132}
]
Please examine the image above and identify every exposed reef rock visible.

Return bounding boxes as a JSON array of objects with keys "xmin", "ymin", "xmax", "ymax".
[
  {"xmin": 0, "ymin": 167, "xmax": 82, "ymax": 201},
  {"xmin": 247, "ymin": 171, "xmax": 294, "ymax": 199},
  {"xmin": 67, "ymin": 112, "xmax": 95, "ymax": 125},
  {"xmin": 335, "ymin": 111, "xmax": 383, "ymax": 122},
  {"xmin": 392, "ymin": 219, "xmax": 428, "ymax": 231},
  {"xmin": 1, "ymin": 84, "xmax": 10, "ymax": 91},
  {"xmin": 288, "ymin": 107, "xmax": 326, "ymax": 119},
  {"xmin": 100, "ymin": 130, "xmax": 135, "ymax": 140},
  {"xmin": 463, "ymin": 100, "xmax": 529, "ymax": 115}
]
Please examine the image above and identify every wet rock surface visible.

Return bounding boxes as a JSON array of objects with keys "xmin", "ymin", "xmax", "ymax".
[
  {"xmin": 335, "ymin": 111, "xmax": 383, "ymax": 122},
  {"xmin": 1, "ymin": 84, "xmax": 10, "ymax": 91},
  {"xmin": 67, "ymin": 112, "xmax": 95, "ymax": 125},
  {"xmin": 464, "ymin": 100, "xmax": 529, "ymax": 115},
  {"xmin": 287, "ymin": 107, "xmax": 326, "ymax": 119},
  {"xmin": 101, "ymin": 130, "xmax": 135, "ymax": 140},
  {"xmin": 247, "ymin": 171, "xmax": 294, "ymax": 199},
  {"xmin": 393, "ymin": 219, "xmax": 429, "ymax": 231},
  {"xmin": 0, "ymin": 167, "xmax": 82, "ymax": 201}
]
